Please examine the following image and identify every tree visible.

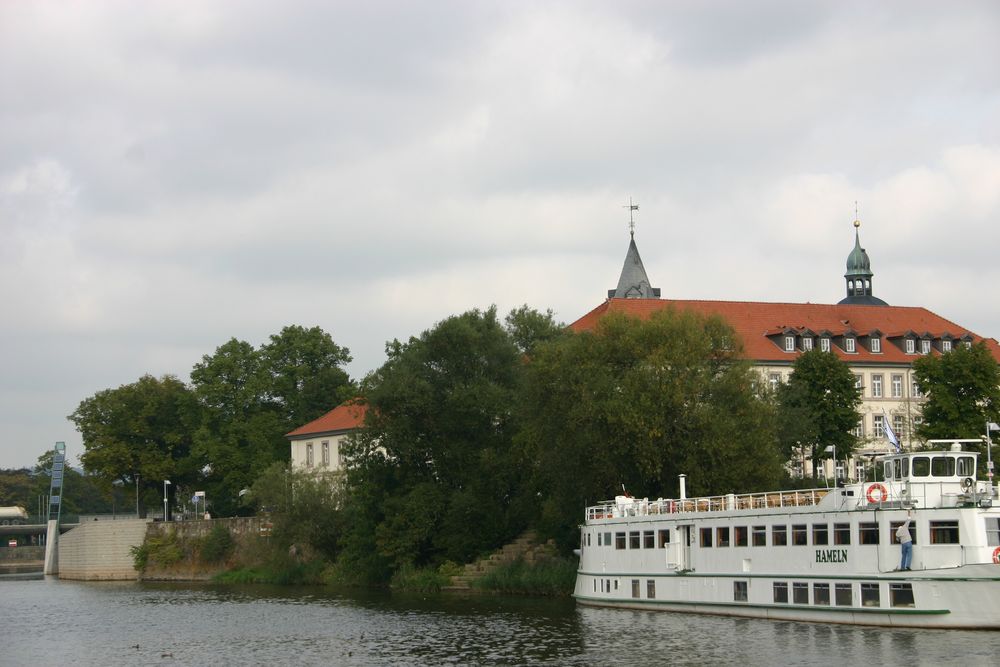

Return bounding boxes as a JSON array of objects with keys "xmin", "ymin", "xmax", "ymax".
[
  {"xmin": 344, "ymin": 306, "xmax": 531, "ymax": 571},
  {"xmin": 518, "ymin": 309, "xmax": 785, "ymax": 550},
  {"xmin": 914, "ymin": 342, "xmax": 1000, "ymax": 442},
  {"xmin": 504, "ymin": 305, "xmax": 565, "ymax": 355},
  {"xmin": 68, "ymin": 375, "xmax": 203, "ymax": 514},
  {"xmin": 776, "ymin": 349, "xmax": 862, "ymax": 479}
]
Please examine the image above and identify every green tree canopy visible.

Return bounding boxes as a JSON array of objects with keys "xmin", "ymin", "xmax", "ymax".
[
  {"xmin": 517, "ymin": 309, "xmax": 785, "ymax": 549},
  {"xmin": 776, "ymin": 348, "xmax": 862, "ymax": 478},
  {"xmin": 914, "ymin": 342, "xmax": 1000, "ymax": 441},
  {"xmin": 68, "ymin": 374, "xmax": 203, "ymax": 513},
  {"xmin": 343, "ymin": 306, "xmax": 534, "ymax": 572}
]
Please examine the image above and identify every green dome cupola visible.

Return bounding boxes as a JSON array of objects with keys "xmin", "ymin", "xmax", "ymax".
[{"xmin": 838, "ymin": 218, "xmax": 887, "ymax": 306}]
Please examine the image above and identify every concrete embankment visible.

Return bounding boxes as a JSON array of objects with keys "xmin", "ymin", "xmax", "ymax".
[{"xmin": 58, "ymin": 519, "xmax": 150, "ymax": 580}]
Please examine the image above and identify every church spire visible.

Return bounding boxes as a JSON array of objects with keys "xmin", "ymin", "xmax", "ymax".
[
  {"xmin": 837, "ymin": 211, "xmax": 887, "ymax": 306},
  {"xmin": 608, "ymin": 199, "xmax": 660, "ymax": 299}
]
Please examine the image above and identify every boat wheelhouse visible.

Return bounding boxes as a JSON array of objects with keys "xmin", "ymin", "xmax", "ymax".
[{"xmin": 574, "ymin": 446, "xmax": 1000, "ymax": 628}]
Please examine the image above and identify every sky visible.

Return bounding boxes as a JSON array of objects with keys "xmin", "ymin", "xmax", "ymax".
[{"xmin": 2, "ymin": 1, "xmax": 999, "ymax": 469}]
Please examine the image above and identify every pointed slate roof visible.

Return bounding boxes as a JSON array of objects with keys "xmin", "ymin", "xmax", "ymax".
[{"xmin": 609, "ymin": 235, "xmax": 661, "ymax": 299}]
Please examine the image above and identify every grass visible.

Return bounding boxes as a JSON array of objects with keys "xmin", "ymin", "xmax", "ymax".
[
  {"xmin": 472, "ymin": 557, "xmax": 578, "ymax": 596},
  {"xmin": 389, "ymin": 561, "xmax": 463, "ymax": 592}
]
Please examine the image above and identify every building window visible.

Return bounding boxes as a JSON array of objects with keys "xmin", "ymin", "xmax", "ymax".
[
  {"xmin": 306, "ymin": 443, "xmax": 314, "ymax": 467},
  {"xmin": 921, "ymin": 339, "xmax": 931, "ymax": 355},
  {"xmin": 813, "ymin": 583, "xmax": 831, "ymax": 605},
  {"xmin": 891, "ymin": 374, "xmax": 903, "ymax": 398},
  {"xmin": 792, "ymin": 582, "xmax": 809, "ymax": 604},
  {"xmin": 855, "ymin": 460, "xmax": 866, "ymax": 481},
  {"xmin": 734, "ymin": 581, "xmax": 748, "ymax": 602},
  {"xmin": 784, "ymin": 335, "xmax": 795, "ymax": 352},
  {"xmin": 802, "ymin": 337, "xmax": 813, "ymax": 351},
  {"xmin": 322, "ymin": 441, "xmax": 330, "ymax": 467},
  {"xmin": 930, "ymin": 521, "xmax": 960, "ymax": 544},
  {"xmin": 852, "ymin": 417, "xmax": 864, "ymax": 438},
  {"xmin": 773, "ymin": 582, "xmax": 788, "ymax": 603},
  {"xmin": 835, "ymin": 583, "xmax": 853, "ymax": 606},
  {"xmin": 845, "ymin": 337, "xmax": 856, "ymax": 353},
  {"xmin": 871, "ymin": 374, "xmax": 883, "ymax": 398},
  {"xmin": 769, "ymin": 373, "xmax": 781, "ymax": 392},
  {"xmin": 752, "ymin": 525, "xmax": 766, "ymax": 546},
  {"xmin": 820, "ymin": 337, "xmax": 831, "ymax": 352},
  {"xmin": 813, "ymin": 524, "xmax": 829, "ymax": 546},
  {"xmin": 890, "ymin": 583, "xmax": 915, "ymax": 608},
  {"xmin": 964, "ymin": 340, "xmax": 973, "ymax": 349},
  {"xmin": 893, "ymin": 415, "xmax": 905, "ymax": 440},
  {"xmin": 870, "ymin": 337, "xmax": 881, "ymax": 353},
  {"xmin": 772, "ymin": 525, "xmax": 787, "ymax": 546},
  {"xmin": 911, "ymin": 379, "xmax": 922, "ymax": 398},
  {"xmin": 833, "ymin": 523, "xmax": 851, "ymax": 545},
  {"xmin": 861, "ymin": 583, "xmax": 880, "ymax": 607},
  {"xmin": 873, "ymin": 414, "xmax": 885, "ymax": 438},
  {"xmin": 905, "ymin": 338, "xmax": 916, "ymax": 354},
  {"xmin": 791, "ymin": 524, "xmax": 808, "ymax": 546},
  {"xmin": 859, "ymin": 522, "xmax": 880, "ymax": 544}
]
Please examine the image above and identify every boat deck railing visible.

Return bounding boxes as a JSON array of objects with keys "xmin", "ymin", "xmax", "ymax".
[{"xmin": 587, "ymin": 488, "xmax": 831, "ymax": 521}]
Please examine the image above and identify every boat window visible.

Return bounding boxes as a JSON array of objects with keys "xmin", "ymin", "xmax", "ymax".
[
  {"xmin": 890, "ymin": 521, "xmax": 917, "ymax": 545},
  {"xmin": 792, "ymin": 582, "xmax": 809, "ymax": 604},
  {"xmin": 929, "ymin": 520, "xmax": 959, "ymax": 544},
  {"xmin": 586, "ymin": 533, "xmax": 591, "ymax": 547},
  {"xmin": 581, "ymin": 530, "xmax": 585, "ymax": 548},
  {"xmin": 643, "ymin": 531, "xmax": 654, "ymax": 549},
  {"xmin": 647, "ymin": 580, "xmax": 655, "ymax": 598},
  {"xmin": 899, "ymin": 458, "xmax": 909, "ymax": 478},
  {"xmin": 957, "ymin": 456, "xmax": 976, "ymax": 477},
  {"xmin": 631, "ymin": 580, "xmax": 640, "ymax": 599},
  {"xmin": 717, "ymin": 527, "xmax": 730, "ymax": 547},
  {"xmin": 813, "ymin": 583, "xmax": 830, "ymax": 605},
  {"xmin": 734, "ymin": 581, "xmax": 748, "ymax": 602},
  {"xmin": 597, "ymin": 532, "xmax": 602, "ymax": 547},
  {"xmin": 700, "ymin": 528, "xmax": 713, "ymax": 547},
  {"xmin": 604, "ymin": 532, "xmax": 611, "ymax": 546},
  {"xmin": 772, "ymin": 525, "xmax": 788, "ymax": 546},
  {"xmin": 773, "ymin": 582, "xmax": 789, "ymax": 603},
  {"xmin": 931, "ymin": 456, "xmax": 956, "ymax": 477},
  {"xmin": 912, "ymin": 456, "xmax": 930, "ymax": 477},
  {"xmin": 860, "ymin": 583, "xmax": 880, "ymax": 607},
  {"xmin": 883, "ymin": 461, "xmax": 893, "ymax": 480},
  {"xmin": 987, "ymin": 519, "xmax": 1000, "ymax": 547},
  {"xmin": 734, "ymin": 526, "xmax": 748, "ymax": 547},
  {"xmin": 813, "ymin": 524, "xmax": 829, "ymax": 546},
  {"xmin": 791, "ymin": 524, "xmax": 808, "ymax": 546},
  {"xmin": 658, "ymin": 529, "xmax": 670, "ymax": 548},
  {"xmin": 629, "ymin": 531, "xmax": 640, "ymax": 549},
  {"xmin": 890, "ymin": 583, "xmax": 915, "ymax": 608},
  {"xmin": 859, "ymin": 522, "xmax": 879, "ymax": 544},
  {"xmin": 614, "ymin": 580, "xmax": 618, "ymax": 590},
  {"xmin": 835, "ymin": 583, "xmax": 853, "ymax": 606},
  {"xmin": 833, "ymin": 523, "xmax": 851, "ymax": 545},
  {"xmin": 752, "ymin": 525, "xmax": 766, "ymax": 546},
  {"xmin": 615, "ymin": 532, "xmax": 626, "ymax": 549},
  {"xmin": 594, "ymin": 580, "xmax": 598, "ymax": 593}
]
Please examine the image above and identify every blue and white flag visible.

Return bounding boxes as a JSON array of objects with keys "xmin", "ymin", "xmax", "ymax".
[{"xmin": 883, "ymin": 411, "xmax": 901, "ymax": 453}]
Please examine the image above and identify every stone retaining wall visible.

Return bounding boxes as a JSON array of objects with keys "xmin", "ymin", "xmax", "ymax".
[{"xmin": 57, "ymin": 519, "xmax": 150, "ymax": 581}]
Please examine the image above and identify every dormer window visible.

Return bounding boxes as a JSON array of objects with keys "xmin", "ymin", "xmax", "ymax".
[
  {"xmin": 784, "ymin": 335, "xmax": 795, "ymax": 352},
  {"xmin": 964, "ymin": 340, "xmax": 972, "ymax": 349},
  {"xmin": 921, "ymin": 339, "xmax": 931, "ymax": 355},
  {"xmin": 942, "ymin": 340, "xmax": 952, "ymax": 352},
  {"xmin": 870, "ymin": 337, "xmax": 881, "ymax": 353},
  {"xmin": 802, "ymin": 337, "xmax": 813, "ymax": 351},
  {"xmin": 905, "ymin": 339, "xmax": 915, "ymax": 354},
  {"xmin": 845, "ymin": 337, "xmax": 856, "ymax": 353},
  {"xmin": 820, "ymin": 337, "xmax": 831, "ymax": 352}
]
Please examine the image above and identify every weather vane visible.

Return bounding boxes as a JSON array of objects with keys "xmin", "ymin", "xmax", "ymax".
[{"xmin": 623, "ymin": 197, "xmax": 639, "ymax": 237}]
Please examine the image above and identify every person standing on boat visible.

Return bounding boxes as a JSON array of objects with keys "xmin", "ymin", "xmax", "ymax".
[{"xmin": 897, "ymin": 511, "xmax": 913, "ymax": 571}]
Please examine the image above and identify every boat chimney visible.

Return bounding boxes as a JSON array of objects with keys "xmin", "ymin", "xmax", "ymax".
[{"xmin": 679, "ymin": 474, "xmax": 687, "ymax": 500}]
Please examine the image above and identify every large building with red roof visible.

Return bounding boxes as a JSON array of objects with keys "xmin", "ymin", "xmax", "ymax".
[
  {"xmin": 286, "ymin": 400, "xmax": 367, "ymax": 472},
  {"xmin": 571, "ymin": 219, "xmax": 1000, "ymax": 475}
]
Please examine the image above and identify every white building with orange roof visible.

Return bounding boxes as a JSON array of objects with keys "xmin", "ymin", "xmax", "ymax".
[
  {"xmin": 571, "ymin": 218, "xmax": 1000, "ymax": 479},
  {"xmin": 286, "ymin": 400, "xmax": 367, "ymax": 473}
]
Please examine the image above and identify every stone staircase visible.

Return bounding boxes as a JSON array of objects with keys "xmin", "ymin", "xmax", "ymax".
[{"xmin": 445, "ymin": 529, "xmax": 557, "ymax": 591}]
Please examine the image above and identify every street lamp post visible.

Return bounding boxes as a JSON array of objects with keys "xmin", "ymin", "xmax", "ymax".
[
  {"xmin": 163, "ymin": 480, "xmax": 171, "ymax": 521},
  {"xmin": 987, "ymin": 422, "xmax": 1000, "ymax": 497},
  {"xmin": 824, "ymin": 445, "xmax": 837, "ymax": 482}
]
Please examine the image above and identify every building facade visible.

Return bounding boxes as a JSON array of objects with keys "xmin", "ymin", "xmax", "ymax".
[
  {"xmin": 571, "ymin": 219, "xmax": 1000, "ymax": 479},
  {"xmin": 286, "ymin": 400, "xmax": 367, "ymax": 473}
]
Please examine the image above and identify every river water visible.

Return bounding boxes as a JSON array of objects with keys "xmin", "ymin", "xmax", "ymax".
[{"xmin": 2, "ymin": 578, "xmax": 998, "ymax": 666}]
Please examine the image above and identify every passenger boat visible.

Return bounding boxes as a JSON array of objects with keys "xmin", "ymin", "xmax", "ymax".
[{"xmin": 574, "ymin": 445, "xmax": 1000, "ymax": 628}]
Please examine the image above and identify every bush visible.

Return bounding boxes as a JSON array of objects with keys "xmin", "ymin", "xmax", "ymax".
[
  {"xmin": 472, "ymin": 557, "xmax": 577, "ymax": 596},
  {"xmin": 389, "ymin": 561, "xmax": 462, "ymax": 592},
  {"xmin": 131, "ymin": 532, "xmax": 183, "ymax": 571},
  {"xmin": 199, "ymin": 525, "xmax": 235, "ymax": 563}
]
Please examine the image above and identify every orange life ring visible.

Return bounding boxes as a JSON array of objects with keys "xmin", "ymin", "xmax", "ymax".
[
  {"xmin": 992, "ymin": 547, "xmax": 1000, "ymax": 564},
  {"xmin": 866, "ymin": 483, "xmax": 888, "ymax": 504}
]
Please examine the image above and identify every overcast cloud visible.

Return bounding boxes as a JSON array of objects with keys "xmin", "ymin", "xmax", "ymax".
[{"xmin": 2, "ymin": 1, "xmax": 999, "ymax": 468}]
